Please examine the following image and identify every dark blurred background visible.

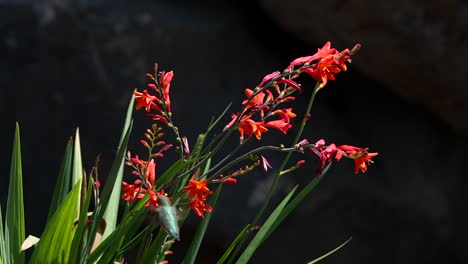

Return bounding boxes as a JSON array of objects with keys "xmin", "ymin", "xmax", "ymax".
[{"xmin": 1, "ymin": 0, "xmax": 467, "ymax": 263}]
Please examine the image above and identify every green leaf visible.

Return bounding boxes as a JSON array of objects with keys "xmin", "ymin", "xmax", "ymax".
[
  {"xmin": 82, "ymin": 122, "xmax": 133, "ymax": 260},
  {"xmin": 138, "ymin": 228, "xmax": 169, "ymax": 264},
  {"xmin": 29, "ymin": 179, "xmax": 81, "ymax": 263},
  {"xmin": 206, "ymin": 102, "xmax": 232, "ymax": 134},
  {"xmin": 68, "ymin": 176, "xmax": 94, "ymax": 263},
  {"xmin": 87, "ymin": 196, "xmax": 149, "ymax": 264},
  {"xmin": 307, "ymin": 237, "xmax": 352, "ymax": 264},
  {"xmin": 182, "ymin": 183, "xmax": 222, "ymax": 264},
  {"xmin": 103, "ymin": 93, "xmax": 135, "ymax": 240},
  {"xmin": 235, "ymin": 186, "xmax": 298, "ymax": 264},
  {"xmin": 216, "ymin": 225, "xmax": 251, "ymax": 264},
  {"xmin": 264, "ymin": 163, "xmax": 330, "ymax": 242},
  {"xmin": 155, "ymin": 159, "xmax": 183, "ymax": 188},
  {"xmin": 5, "ymin": 122, "xmax": 25, "ymax": 264},
  {"xmin": 47, "ymin": 138, "xmax": 73, "ymax": 222}
]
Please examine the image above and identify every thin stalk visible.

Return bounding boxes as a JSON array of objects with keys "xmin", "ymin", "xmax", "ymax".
[
  {"xmin": 228, "ymin": 83, "xmax": 320, "ymax": 263},
  {"xmin": 251, "ymin": 83, "xmax": 319, "ymax": 224}
]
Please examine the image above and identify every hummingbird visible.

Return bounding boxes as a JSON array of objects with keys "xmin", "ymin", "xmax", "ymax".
[{"xmin": 156, "ymin": 193, "xmax": 180, "ymax": 241}]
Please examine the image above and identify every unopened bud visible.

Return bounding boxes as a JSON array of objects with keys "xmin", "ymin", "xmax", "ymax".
[{"xmin": 140, "ymin": 139, "xmax": 151, "ymax": 149}]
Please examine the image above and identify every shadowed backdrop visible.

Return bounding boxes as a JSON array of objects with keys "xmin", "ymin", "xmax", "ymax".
[{"xmin": 1, "ymin": 0, "xmax": 467, "ymax": 263}]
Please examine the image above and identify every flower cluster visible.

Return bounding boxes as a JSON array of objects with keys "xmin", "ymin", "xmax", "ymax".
[
  {"xmin": 224, "ymin": 41, "xmax": 360, "ymax": 142},
  {"xmin": 288, "ymin": 41, "xmax": 360, "ymax": 88},
  {"xmin": 122, "ymin": 42, "xmax": 376, "ymax": 251},
  {"xmin": 124, "ymin": 67, "xmax": 217, "ymax": 219},
  {"xmin": 183, "ymin": 180, "xmax": 214, "ymax": 218},
  {"xmin": 134, "ymin": 64, "xmax": 174, "ymax": 124},
  {"xmin": 306, "ymin": 139, "xmax": 379, "ymax": 174}
]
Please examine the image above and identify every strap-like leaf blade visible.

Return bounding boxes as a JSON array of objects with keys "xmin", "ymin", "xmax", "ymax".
[
  {"xmin": 47, "ymin": 138, "xmax": 73, "ymax": 221},
  {"xmin": 5, "ymin": 123, "xmax": 25, "ymax": 264},
  {"xmin": 235, "ymin": 186, "xmax": 298, "ymax": 264},
  {"xmin": 182, "ymin": 182, "xmax": 222, "ymax": 264},
  {"xmin": 307, "ymin": 237, "xmax": 352, "ymax": 264},
  {"xmin": 103, "ymin": 93, "xmax": 135, "ymax": 240},
  {"xmin": 29, "ymin": 180, "xmax": 82, "ymax": 263}
]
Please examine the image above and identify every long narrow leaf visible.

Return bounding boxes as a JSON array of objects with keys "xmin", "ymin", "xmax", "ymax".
[
  {"xmin": 103, "ymin": 93, "xmax": 135, "ymax": 240},
  {"xmin": 68, "ymin": 176, "xmax": 94, "ymax": 263},
  {"xmin": 216, "ymin": 224, "xmax": 251, "ymax": 264},
  {"xmin": 182, "ymin": 182, "xmax": 222, "ymax": 264},
  {"xmin": 307, "ymin": 237, "xmax": 352, "ymax": 264},
  {"xmin": 29, "ymin": 180, "xmax": 82, "ymax": 263},
  {"xmin": 86, "ymin": 195, "xmax": 149, "ymax": 263},
  {"xmin": 206, "ymin": 102, "xmax": 232, "ymax": 133},
  {"xmin": 5, "ymin": 123, "xmax": 25, "ymax": 264},
  {"xmin": 82, "ymin": 122, "xmax": 133, "ymax": 260},
  {"xmin": 47, "ymin": 138, "xmax": 73, "ymax": 221},
  {"xmin": 235, "ymin": 186, "xmax": 298, "ymax": 264},
  {"xmin": 264, "ymin": 163, "xmax": 331, "ymax": 242}
]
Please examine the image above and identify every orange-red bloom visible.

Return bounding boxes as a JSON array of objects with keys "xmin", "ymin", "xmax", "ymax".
[
  {"xmin": 226, "ymin": 114, "xmax": 269, "ymax": 141},
  {"xmin": 353, "ymin": 152, "xmax": 379, "ymax": 174},
  {"xmin": 302, "ymin": 55, "xmax": 342, "ymax": 88},
  {"xmin": 188, "ymin": 198, "xmax": 213, "ymax": 218},
  {"xmin": 264, "ymin": 119, "xmax": 292, "ymax": 134},
  {"xmin": 159, "ymin": 71, "xmax": 173, "ymax": 113},
  {"xmin": 134, "ymin": 90, "xmax": 161, "ymax": 112},
  {"xmin": 272, "ymin": 108, "xmax": 296, "ymax": 123},
  {"xmin": 287, "ymin": 41, "xmax": 337, "ymax": 69},
  {"xmin": 183, "ymin": 179, "xmax": 213, "ymax": 200}
]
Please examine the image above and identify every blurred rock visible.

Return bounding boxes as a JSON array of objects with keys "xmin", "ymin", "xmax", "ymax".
[{"xmin": 259, "ymin": 0, "xmax": 468, "ymax": 134}]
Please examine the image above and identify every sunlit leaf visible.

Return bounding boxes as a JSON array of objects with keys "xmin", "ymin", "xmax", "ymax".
[{"xmin": 29, "ymin": 180, "xmax": 81, "ymax": 263}]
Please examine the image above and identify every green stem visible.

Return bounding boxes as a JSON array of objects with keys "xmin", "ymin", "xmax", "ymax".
[
  {"xmin": 207, "ymin": 145, "xmax": 301, "ymax": 181},
  {"xmin": 228, "ymin": 83, "xmax": 320, "ymax": 263},
  {"xmin": 251, "ymin": 83, "xmax": 319, "ymax": 225}
]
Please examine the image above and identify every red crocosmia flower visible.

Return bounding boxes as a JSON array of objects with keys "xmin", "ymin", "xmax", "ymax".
[
  {"xmin": 160, "ymin": 71, "xmax": 173, "ymax": 113},
  {"xmin": 242, "ymin": 89, "xmax": 266, "ymax": 109},
  {"xmin": 338, "ymin": 145, "xmax": 365, "ymax": 156},
  {"xmin": 272, "ymin": 108, "xmax": 296, "ymax": 123},
  {"xmin": 258, "ymin": 71, "xmax": 281, "ymax": 87},
  {"xmin": 237, "ymin": 117, "xmax": 268, "ymax": 140},
  {"xmin": 145, "ymin": 159, "xmax": 156, "ymax": 187},
  {"xmin": 221, "ymin": 177, "xmax": 237, "ymax": 184},
  {"xmin": 333, "ymin": 49, "xmax": 351, "ymax": 71},
  {"xmin": 287, "ymin": 41, "xmax": 337, "ymax": 69},
  {"xmin": 188, "ymin": 198, "xmax": 213, "ymax": 218},
  {"xmin": 134, "ymin": 90, "xmax": 161, "ymax": 112},
  {"xmin": 353, "ymin": 152, "xmax": 379, "ymax": 174},
  {"xmin": 121, "ymin": 180, "xmax": 143, "ymax": 203},
  {"xmin": 183, "ymin": 179, "xmax": 213, "ymax": 200},
  {"xmin": 322, "ymin": 143, "xmax": 337, "ymax": 161},
  {"xmin": 264, "ymin": 119, "xmax": 292, "ymax": 134},
  {"xmin": 302, "ymin": 55, "xmax": 342, "ymax": 88},
  {"xmin": 315, "ymin": 138, "xmax": 325, "ymax": 148},
  {"xmin": 224, "ymin": 113, "xmax": 239, "ymax": 131}
]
